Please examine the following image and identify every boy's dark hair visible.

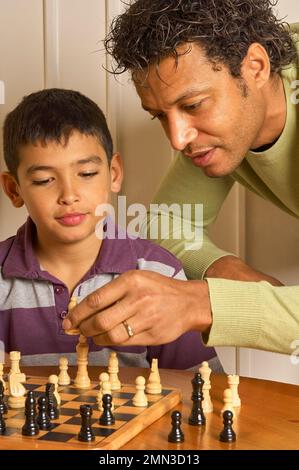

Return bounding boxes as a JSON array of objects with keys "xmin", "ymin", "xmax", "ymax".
[
  {"xmin": 3, "ymin": 88, "xmax": 113, "ymax": 177},
  {"xmin": 104, "ymin": 0, "xmax": 297, "ymax": 79}
]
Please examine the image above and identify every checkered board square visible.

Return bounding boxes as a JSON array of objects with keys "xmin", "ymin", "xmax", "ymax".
[{"xmin": 0, "ymin": 376, "xmax": 182, "ymax": 450}]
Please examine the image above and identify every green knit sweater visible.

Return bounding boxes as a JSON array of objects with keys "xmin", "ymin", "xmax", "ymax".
[{"xmin": 149, "ymin": 24, "xmax": 299, "ymax": 355}]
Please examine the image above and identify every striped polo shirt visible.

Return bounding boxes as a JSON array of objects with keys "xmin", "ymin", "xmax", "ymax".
[{"xmin": 0, "ymin": 218, "xmax": 216, "ymax": 368}]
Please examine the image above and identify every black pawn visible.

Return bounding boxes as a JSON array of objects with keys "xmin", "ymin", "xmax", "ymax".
[
  {"xmin": 99, "ymin": 394, "xmax": 115, "ymax": 425},
  {"xmin": 168, "ymin": 410, "xmax": 184, "ymax": 443},
  {"xmin": 188, "ymin": 372, "xmax": 206, "ymax": 426},
  {"xmin": 0, "ymin": 408, "xmax": 6, "ymax": 435},
  {"xmin": 219, "ymin": 410, "xmax": 236, "ymax": 443},
  {"xmin": 78, "ymin": 404, "xmax": 95, "ymax": 442},
  {"xmin": 0, "ymin": 382, "xmax": 8, "ymax": 415},
  {"xmin": 46, "ymin": 382, "xmax": 59, "ymax": 420},
  {"xmin": 22, "ymin": 391, "xmax": 39, "ymax": 436},
  {"xmin": 37, "ymin": 396, "xmax": 53, "ymax": 430}
]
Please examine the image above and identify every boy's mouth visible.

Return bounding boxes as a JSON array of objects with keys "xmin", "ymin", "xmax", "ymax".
[{"xmin": 56, "ymin": 213, "xmax": 87, "ymax": 227}]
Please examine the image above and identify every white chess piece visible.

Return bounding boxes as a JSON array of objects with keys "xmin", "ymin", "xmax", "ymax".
[
  {"xmin": 108, "ymin": 352, "xmax": 121, "ymax": 390},
  {"xmin": 99, "ymin": 380, "xmax": 114, "ymax": 411},
  {"xmin": 8, "ymin": 351, "xmax": 26, "ymax": 408},
  {"xmin": 0, "ymin": 363, "xmax": 7, "ymax": 392},
  {"xmin": 49, "ymin": 374, "xmax": 61, "ymax": 406},
  {"xmin": 199, "ymin": 361, "xmax": 213, "ymax": 413},
  {"xmin": 221, "ymin": 388, "xmax": 234, "ymax": 417},
  {"xmin": 65, "ymin": 297, "xmax": 80, "ymax": 335},
  {"xmin": 146, "ymin": 358, "xmax": 161, "ymax": 394},
  {"xmin": 58, "ymin": 356, "xmax": 71, "ymax": 386},
  {"xmin": 74, "ymin": 335, "xmax": 91, "ymax": 389},
  {"xmin": 133, "ymin": 376, "xmax": 148, "ymax": 407},
  {"xmin": 228, "ymin": 375, "xmax": 241, "ymax": 407}
]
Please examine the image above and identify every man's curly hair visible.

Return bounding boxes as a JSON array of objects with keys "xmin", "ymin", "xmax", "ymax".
[{"xmin": 104, "ymin": 0, "xmax": 297, "ymax": 78}]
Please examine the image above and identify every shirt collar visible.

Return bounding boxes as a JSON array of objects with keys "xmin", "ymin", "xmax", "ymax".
[{"xmin": 2, "ymin": 217, "xmax": 138, "ymax": 281}]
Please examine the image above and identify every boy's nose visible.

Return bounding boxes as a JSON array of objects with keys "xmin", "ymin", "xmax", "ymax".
[{"xmin": 58, "ymin": 185, "xmax": 80, "ymax": 205}]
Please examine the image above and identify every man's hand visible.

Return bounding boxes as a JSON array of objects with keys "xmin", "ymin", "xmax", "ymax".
[
  {"xmin": 205, "ymin": 255, "xmax": 283, "ymax": 286},
  {"xmin": 62, "ymin": 271, "xmax": 212, "ymax": 346}
]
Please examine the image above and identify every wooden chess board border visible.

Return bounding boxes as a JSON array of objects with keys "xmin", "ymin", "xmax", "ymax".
[{"xmin": 1, "ymin": 375, "xmax": 182, "ymax": 450}]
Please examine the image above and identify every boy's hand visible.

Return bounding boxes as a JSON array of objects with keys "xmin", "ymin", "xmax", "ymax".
[{"xmin": 62, "ymin": 271, "xmax": 212, "ymax": 346}]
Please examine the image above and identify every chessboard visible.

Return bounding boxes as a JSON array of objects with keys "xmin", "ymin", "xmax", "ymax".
[{"xmin": 1, "ymin": 375, "xmax": 182, "ymax": 450}]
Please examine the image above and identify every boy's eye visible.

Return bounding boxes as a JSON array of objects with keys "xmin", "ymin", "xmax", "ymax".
[
  {"xmin": 80, "ymin": 171, "xmax": 99, "ymax": 178},
  {"xmin": 32, "ymin": 178, "xmax": 53, "ymax": 186}
]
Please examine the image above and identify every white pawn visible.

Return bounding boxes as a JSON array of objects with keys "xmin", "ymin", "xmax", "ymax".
[
  {"xmin": 97, "ymin": 372, "xmax": 110, "ymax": 411},
  {"xmin": 221, "ymin": 388, "xmax": 234, "ymax": 417},
  {"xmin": 48, "ymin": 374, "xmax": 61, "ymax": 406},
  {"xmin": 133, "ymin": 376, "xmax": 148, "ymax": 407},
  {"xmin": 108, "ymin": 351, "xmax": 121, "ymax": 390},
  {"xmin": 146, "ymin": 358, "xmax": 161, "ymax": 394},
  {"xmin": 99, "ymin": 380, "xmax": 114, "ymax": 411},
  {"xmin": 58, "ymin": 357, "xmax": 71, "ymax": 386},
  {"xmin": 199, "ymin": 361, "xmax": 213, "ymax": 413},
  {"xmin": 228, "ymin": 374, "xmax": 241, "ymax": 407}
]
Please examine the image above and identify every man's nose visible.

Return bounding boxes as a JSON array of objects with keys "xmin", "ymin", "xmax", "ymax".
[{"xmin": 167, "ymin": 117, "xmax": 198, "ymax": 151}]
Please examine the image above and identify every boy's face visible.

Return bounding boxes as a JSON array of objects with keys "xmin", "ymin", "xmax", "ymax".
[{"xmin": 2, "ymin": 131, "xmax": 123, "ymax": 246}]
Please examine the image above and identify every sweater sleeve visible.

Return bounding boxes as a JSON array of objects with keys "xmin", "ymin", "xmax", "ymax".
[
  {"xmin": 143, "ymin": 152, "xmax": 236, "ymax": 280},
  {"xmin": 204, "ymin": 278, "xmax": 299, "ymax": 355}
]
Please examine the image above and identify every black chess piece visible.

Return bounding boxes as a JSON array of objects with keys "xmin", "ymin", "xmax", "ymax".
[
  {"xmin": 78, "ymin": 404, "xmax": 95, "ymax": 442},
  {"xmin": 22, "ymin": 391, "xmax": 40, "ymax": 436},
  {"xmin": 0, "ymin": 408, "xmax": 6, "ymax": 435},
  {"xmin": 37, "ymin": 395, "xmax": 53, "ymax": 430},
  {"xmin": 188, "ymin": 372, "xmax": 206, "ymax": 426},
  {"xmin": 168, "ymin": 410, "xmax": 184, "ymax": 443},
  {"xmin": 99, "ymin": 394, "xmax": 115, "ymax": 425},
  {"xmin": 0, "ymin": 381, "xmax": 8, "ymax": 415},
  {"xmin": 219, "ymin": 410, "xmax": 236, "ymax": 443},
  {"xmin": 46, "ymin": 382, "xmax": 59, "ymax": 419}
]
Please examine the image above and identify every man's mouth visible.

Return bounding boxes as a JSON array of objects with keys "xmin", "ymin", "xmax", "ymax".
[{"xmin": 185, "ymin": 148, "xmax": 216, "ymax": 168}]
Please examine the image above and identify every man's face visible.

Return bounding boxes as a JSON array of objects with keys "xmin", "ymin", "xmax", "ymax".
[
  {"xmin": 134, "ymin": 44, "xmax": 265, "ymax": 177},
  {"xmin": 11, "ymin": 131, "xmax": 122, "ymax": 246}
]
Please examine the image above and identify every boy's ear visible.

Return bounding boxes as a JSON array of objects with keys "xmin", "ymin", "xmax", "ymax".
[
  {"xmin": 0, "ymin": 172, "xmax": 24, "ymax": 208},
  {"xmin": 110, "ymin": 153, "xmax": 123, "ymax": 193}
]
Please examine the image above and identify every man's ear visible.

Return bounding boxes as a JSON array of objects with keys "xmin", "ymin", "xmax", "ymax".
[
  {"xmin": 110, "ymin": 153, "xmax": 124, "ymax": 194},
  {"xmin": 0, "ymin": 172, "xmax": 24, "ymax": 208},
  {"xmin": 242, "ymin": 42, "xmax": 271, "ymax": 89}
]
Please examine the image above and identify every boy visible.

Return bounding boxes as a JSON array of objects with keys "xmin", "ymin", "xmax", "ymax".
[{"xmin": 0, "ymin": 88, "xmax": 218, "ymax": 369}]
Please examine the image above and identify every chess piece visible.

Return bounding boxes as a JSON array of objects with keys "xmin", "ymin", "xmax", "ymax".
[
  {"xmin": 199, "ymin": 361, "xmax": 213, "ymax": 413},
  {"xmin": 74, "ymin": 335, "xmax": 91, "ymax": 389},
  {"xmin": 0, "ymin": 363, "xmax": 7, "ymax": 392},
  {"xmin": 99, "ymin": 380, "xmax": 114, "ymax": 411},
  {"xmin": 146, "ymin": 358, "xmax": 162, "ymax": 394},
  {"xmin": 37, "ymin": 396, "xmax": 53, "ymax": 430},
  {"xmin": 22, "ymin": 391, "xmax": 39, "ymax": 436},
  {"xmin": 78, "ymin": 404, "xmax": 95, "ymax": 442},
  {"xmin": 168, "ymin": 410, "xmax": 184, "ymax": 443},
  {"xmin": 65, "ymin": 297, "xmax": 80, "ymax": 335},
  {"xmin": 46, "ymin": 382, "xmax": 59, "ymax": 419},
  {"xmin": 133, "ymin": 376, "xmax": 148, "ymax": 407},
  {"xmin": 99, "ymin": 394, "xmax": 115, "ymax": 425},
  {"xmin": 228, "ymin": 375, "xmax": 241, "ymax": 407},
  {"xmin": 219, "ymin": 410, "xmax": 236, "ymax": 442},
  {"xmin": 108, "ymin": 352, "xmax": 121, "ymax": 390},
  {"xmin": 0, "ymin": 408, "xmax": 6, "ymax": 435},
  {"xmin": 97, "ymin": 372, "xmax": 110, "ymax": 411},
  {"xmin": 221, "ymin": 388, "xmax": 234, "ymax": 417},
  {"xmin": 58, "ymin": 356, "xmax": 71, "ymax": 386},
  {"xmin": 8, "ymin": 351, "xmax": 26, "ymax": 409},
  {"xmin": 188, "ymin": 372, "xmax": 206, "ymax": 426},
  {"xmin": 0, "ymin": 381, "xmax": 8, "ymax": 415},
  {"xmin": 48, "ymin": 374, "xmax": 61, "ymax": 406}
]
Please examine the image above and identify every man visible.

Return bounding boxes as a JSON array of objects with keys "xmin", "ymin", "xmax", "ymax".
[{"xmin": 63, "ymin": 0, "xmax": 299, "ymax": 356}]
